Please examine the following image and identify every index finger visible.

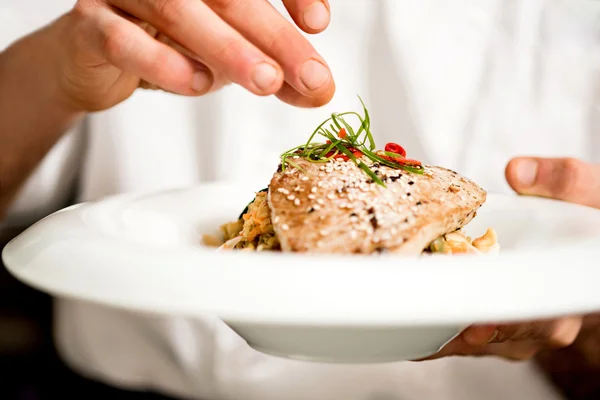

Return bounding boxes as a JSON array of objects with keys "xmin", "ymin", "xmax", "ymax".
[
  {"xmin": 206, "ymin": 0, "xmax": 334, "ymax": 105},
  {"xmin": 107, "ymin": 0, "xmax": 285, "ymax": 96}
]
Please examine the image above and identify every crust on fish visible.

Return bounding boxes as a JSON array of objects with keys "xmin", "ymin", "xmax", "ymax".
[{"xmin": 267, "ymin": 158, "xmax": 486, "ymax": 255}]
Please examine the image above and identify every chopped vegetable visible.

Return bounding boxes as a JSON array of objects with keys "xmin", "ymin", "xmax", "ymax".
[
  {"xmin": 378, "ymin": 153, "xmax": 423, "ymax": 167},
  {"xmin": 384, "ymin": 142, "xmax": 406, "ymax": 157},
  {"xmin": 228, "ymin": 191, "xmax": 280, "ymax": 251},
  {"xmin": 238, "ymin": 187, "xmax": 269, "ymax": 219}
]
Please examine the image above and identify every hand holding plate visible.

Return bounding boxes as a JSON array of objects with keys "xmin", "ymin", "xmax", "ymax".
[
  {"xmin": 423, "ymin": 318, "xmax": 583, "ymax": 361},
  {"xmin": 420, "ymin": 157, "xmax": 600, "ymax": 362}
]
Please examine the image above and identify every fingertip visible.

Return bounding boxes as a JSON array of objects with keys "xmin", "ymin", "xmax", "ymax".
[
  {"xmin": 462, "ymin": 325, "xmax": 498, "ymax": 347},
  {"xmin": 174, "ymin": 62, "xmax": 230, "ymax": 97},
  {"xmin": 250, "ymin": 62, "xmax": 284, "ymax": 96},
  {"xmin": 191, "ymin": 68, "xmax": 214, "ymax": 95},
  {"xmin": 275, "ymin": 80, "xmax": 335, "ymax": 108},
  {"xmin": 301, "ymin": 1, "xmax": 331, "ymax": 33},
  {"xmin": 505, "ymin": 157, "xmax": 539, "ymax": 194},
  {"xmin": 312, "ymin": 77, "xmax": 336, "ymax": 106},
  {"xmin": 505, "ymin": 158, "xmax": 521, "ymax": 192},
  {"xmin": 298, "ymin": 59, "xmax": 333, "ymax": 95},
  {"xmin": 284, "ymin": 0, "xmax": 331, "ymax": 34},
  {"xmin": 303, "ymin": 86, "xmax": 335, "ymax": 107},
  {"xmin": 548, "ymin": 316, "xmax": 584, "ymax": 348},
  {"xmin": 425, "ymin": 335, "xmax": 473, "ymax": 360}
]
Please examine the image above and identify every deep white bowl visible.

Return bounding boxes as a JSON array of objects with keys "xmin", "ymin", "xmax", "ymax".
[{"xmin": 4, "ymin": 183, "xmax": 600, "ymax": 363}]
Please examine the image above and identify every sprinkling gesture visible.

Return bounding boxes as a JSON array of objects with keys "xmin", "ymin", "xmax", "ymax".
[{"xmin": 49, "ymin": 0, "xmax": 335, "ymax": 112}]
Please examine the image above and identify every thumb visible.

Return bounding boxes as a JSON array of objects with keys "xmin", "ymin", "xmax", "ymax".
[{"xmin": 505, "ymin": 157, "xmax": 600, "ymax": 208}]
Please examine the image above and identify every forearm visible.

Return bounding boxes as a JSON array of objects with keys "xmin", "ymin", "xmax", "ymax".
[
  {"xmin": 0, "ymin": 20, "xmax": 83, "ymax": 218},
  {"xmin": 536, "ymin": 314, "xmax": 600, "ymax": 400}
]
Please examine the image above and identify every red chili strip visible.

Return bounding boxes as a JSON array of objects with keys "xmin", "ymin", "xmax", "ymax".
[
  {"xmin": 380, "ymin": 154, "xmax": 422, "ymax": 167},
  {"xmin": 384, "ymin": 142, "xmax": 407, "ymax": 158}
]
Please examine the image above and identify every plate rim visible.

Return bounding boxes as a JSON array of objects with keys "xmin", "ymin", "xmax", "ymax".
[{"xmin": 3, "ymin": 185, "xmax": 600, "ymax": 327}]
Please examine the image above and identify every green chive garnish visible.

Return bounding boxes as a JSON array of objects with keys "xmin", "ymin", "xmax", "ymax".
[{"xmin": 279, "ymin": 96, "xmax": 425, "ymax": 186}]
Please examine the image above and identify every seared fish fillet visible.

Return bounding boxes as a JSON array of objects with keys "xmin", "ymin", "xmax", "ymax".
[{"xmin": 268, "ymin": 158, "xmax": 486, "ymax": 255}]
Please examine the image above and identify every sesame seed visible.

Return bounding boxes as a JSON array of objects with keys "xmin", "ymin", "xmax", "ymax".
[
  {"xmin": 287, "ymin": 194, "xmax": 295, "ymax": 201},
  {"xmin": 274, "ymin": 216, "xmax": 280, "ymax": 224},
  {"xmin": 301, "ymin": 176, "xmax": 309, "ymax": 181},
  {"xmin": 278, "ymin": 188, "xmax": 290, "ymax": 195},
  {"xmin": 350, "ymin": 231, "xmax": 358, "ymax": 239},
  {"xmin": 313, "ymin": 204, "xmax": 321, "ymax": 211},
  {"xmin": 311, "ymin": 187, "xmax": 317, "ymax": 193},
  {"xmin": 320, "ymin": 229, "xmax": 328, "ymax": 236},
  {"xmin": 308, "ymin": 194, "xmax": 316, "ymax": 200},
  {"xmin": 294, "ymin": 186, "xmax": 301, "ymax": 192},
  {"xmin": 317, "ymin": 199, "xmax": 325, "ymax": 205},
  {"xmin": 327, "ymin": 193, "xmax": 335, "ymax": 200},
  {"xmin": 281, "ymin": 224, "xmax": 290, "ymax": 231},
  {"xmin": 294, "ymin": 198, "xmax": 300, "ymax": 206}
]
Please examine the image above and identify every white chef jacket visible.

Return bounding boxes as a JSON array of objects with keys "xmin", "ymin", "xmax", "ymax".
[{"xmin": 3, "ymin": 0, "xmax": 600, "ymax": 399}]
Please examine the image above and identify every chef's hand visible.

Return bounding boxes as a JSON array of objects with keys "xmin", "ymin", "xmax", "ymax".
[
  {"xmin": 423, "ymin": 157, "xmax": 600, "ymax": 362},
  {"xmin": 51, "ymin": 0, "xmax": 334, "ymax": 112}
]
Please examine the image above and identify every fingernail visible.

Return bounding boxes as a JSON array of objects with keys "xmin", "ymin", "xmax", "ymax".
[
  {"xmin": 463, "ymin": 326, "xmax": 497, "ymax": 346},
  {"xmin": 192, "ymin": 70, "xmax": 211, "ymax": 93},
  {"xmin": 300, "ymin": 59, "xmax": 331, "ymax": 91},
  {"xmin": 303, "ymin": 2, "xmax": 330, "ymax": 31},
  {"xmin": 515, "ymin": 159, "xmax": 539, "ymax": 188},
  {"xmin": 252, "ymin": 63, "xmax": 279, "ymax": 91}
]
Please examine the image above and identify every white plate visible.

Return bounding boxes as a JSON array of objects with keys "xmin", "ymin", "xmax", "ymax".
[{"xmin": 4, "ymin": 183, "xmax": 600, "ymax": 363}]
